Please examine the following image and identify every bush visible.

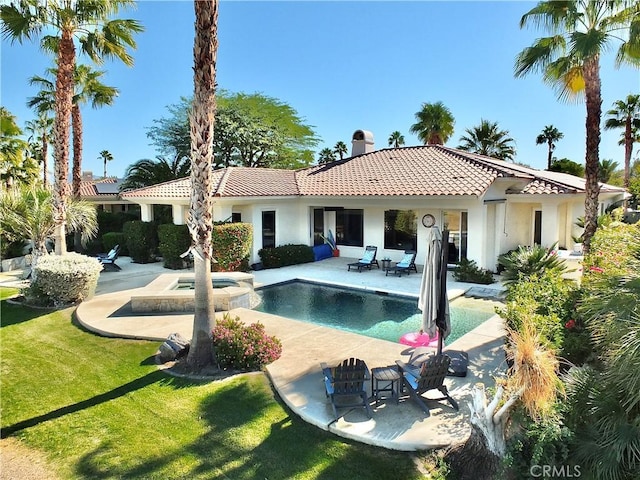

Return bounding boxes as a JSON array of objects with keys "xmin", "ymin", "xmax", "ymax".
[
  {"xmin": 123, "ymin": 221, "xmax": 158, "ymax": 264},
  {"xmin": 212, "ymin": 223, "xmax": 253, "ymax": 272},
  {"xmin": 102, "ymin": 232, "xmax": 128, "ymax": 256},
  {"xmin": 212, "ymin": 313, "xmax": 282, "ymax": 371},
  {"xmin": 498, "ymin": 243, "xmax": 567, "ymax": 286},
  {"xmin": 452, "ymin": 258, "xmax": 494, "ymax": 284},
  {"xmin": 158, "ymin": 224, "xmax": 191, "ymax": 269},
  {"xmin": 258, "ymin": 244, "xmax": 314, "ymax": 269},
  {"xmin": 1, "ymin": 235, "xmax": 26, "ymax": 259},
  {"xmin": 27, "ymin": 253, "xmax": 102, "ymax": 307}
]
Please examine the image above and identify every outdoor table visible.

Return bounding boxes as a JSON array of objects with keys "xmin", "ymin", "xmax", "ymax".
[
  {"xmin": 381, "ymin": 259, "xmax": 392, "ymax": 271},
  {"xmin": 371, "ymin": 365, "xmax": 401, "ymax": 406}
]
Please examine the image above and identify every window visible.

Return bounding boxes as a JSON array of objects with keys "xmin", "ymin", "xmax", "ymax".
[
  {"xmin": 443, "ymin": 210, "xmax": 468, "ymax": 263},
  {"xmin": 336, "ymin": 209, "xmax": 363, "ymax": 246},
  {"xmin": 262, "ymin": 211, "xmax": 275, "ymax": 248},
  {"xmin": 313, "ymin": 208, "xmax": 324, "ymax": 246},
  {"xmin": 231, "ymin": 212, "xmax": 241, "ymax": 223},
  {"xmin": 384, "ymin": 210, "xmax": 417, "ymax": 250}
]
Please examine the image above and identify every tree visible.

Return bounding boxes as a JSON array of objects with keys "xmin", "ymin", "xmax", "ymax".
[
  {"xmin": 549, "ymin": 157, "xmax": 585, "ymax": 177},
  {"xmin": 0, "ymin": 107, "xmax": 38, "ymax": 188},
  {"xmin": 120, "ymin": 155, "xmax": 190, "ymax": 191},
  {"xmin": 1, "ymin": 0, "xmax": 143, "ymax": 255},
  {"xmin": 598, "ymin": 159, "xmax": 618, "ymax": 184},
  {"xmin": 186, "ymin": 0, "xmax": 218, "ymax": 368},
  {"xmin": 514, "ymin": 0, "xmax": 640, "ymax": 254},
  {"xmin": 388, "ymin": 131, "xmax": 405, "ymax": 148},
  {"xmin": 24, "ymin": 112, "xmax": 53, "ymax": 186},
  {"xmin": 605, "ymin": 94, "xmax": 640, "ymax": 190},
  {"xmin": 458, "ymin": 119, "xmax": 516, "ymax": 161},
  {"xmin": 317, "ymin": 148, "xmax": 336, "ymax": 165},
  {"xmin": 409, "ymin": 101, "xmax": 455, "ymax": 145},
  {"xmin": 0, "ymin": 185, "xmax": 97, "ymax": 278},
  {"xmin": 536, "ymin": 125, "xmax": 564, "ymax": 170},
  {"xmin": 334, "ymin": 141, "xmax": 348, "ymax": 160},
  {"xmin": 99, "ymin": 150, "xmax": 114, "ymax": 178}
]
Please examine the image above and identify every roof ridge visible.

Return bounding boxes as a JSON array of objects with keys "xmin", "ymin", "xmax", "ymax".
[{"xmin": 215, "ymin": 167, "xmax": 233, "ymax": 196}]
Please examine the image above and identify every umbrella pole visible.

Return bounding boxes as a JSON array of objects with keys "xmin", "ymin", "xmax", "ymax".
[{"xmin": 437, "ymin": 230, "xmax": 450, "ymax": 356}]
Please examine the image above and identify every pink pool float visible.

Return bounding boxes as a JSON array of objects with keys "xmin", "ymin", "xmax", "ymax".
[{"xmin": 399, "ymin": 330, "xmax": 440, "ymax": 348}]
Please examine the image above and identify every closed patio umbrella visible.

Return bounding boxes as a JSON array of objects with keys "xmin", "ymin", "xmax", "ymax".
[{"xmin": 418, "ymin": 226, "xmax": 451, "ymax": 355}]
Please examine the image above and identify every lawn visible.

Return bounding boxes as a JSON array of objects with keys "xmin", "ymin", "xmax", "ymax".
[{"xmin": 0, "ymin": 288, "xmax": 423, "ymax": 479}]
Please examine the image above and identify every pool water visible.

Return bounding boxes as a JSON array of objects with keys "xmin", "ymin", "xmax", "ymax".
[
  {"xmin": 173, "ymin": 279, "xmax": 240, "ymax": 290},
  {"xmin": 255, "ymin": 280, "xmax": 495, "ymax": 344}
]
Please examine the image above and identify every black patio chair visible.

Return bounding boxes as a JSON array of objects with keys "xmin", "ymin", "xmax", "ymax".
[
  {"xmin": 385, "ymin": 250, "xmax": 417, "ymax": 276},
  {"xmin": 347, "ymin": 245, "xmax": 380, "ymax": 272},
  {"xmin": 99, "ymin": 245, "xmax": 121, "ymax": 271},
  {"xmin": 321, "ymin": 357, "xmax": 372, "ymax": 419}
]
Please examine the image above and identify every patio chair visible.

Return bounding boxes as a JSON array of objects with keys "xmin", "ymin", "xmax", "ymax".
[
  {"xmin": 321, "ymin": 357, "xmax": 373, "ymax": 420},
  {"xmin": 97, "ymin": 245, "xmax": 119, "ymax": 260},
  {"xmin": 385, "ymin": 250, "xmax": 417, "ymax": 276},
  {"xmin": 396, "ymin": 354, "xmax": 458, "ymax": 417},
  {"xmin": 347, "ymin": 245, "xmax": 379, "ymax": 272},
  {"xmin": 99, "ymin": 245, "xmax": 121, "ymax": 271}
]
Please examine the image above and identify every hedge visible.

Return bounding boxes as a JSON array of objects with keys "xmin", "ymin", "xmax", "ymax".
[
  {"xmin": 123, "ymin": 221, "xmax": 158, "ymax": 264},
  {"xmin": 102, "ymin": 232, "xmax": 128, "ymax": 256},
  {"xmin": 258, "ymin": 244, "xmax": 314, "ymax": 269},
  {"xmin": 158, "ymin": 224, "xmax": 191, "ymax": 269},
  {"xmin": 212, "ymin": 223, "xmax": 252, "ymax": 271}
]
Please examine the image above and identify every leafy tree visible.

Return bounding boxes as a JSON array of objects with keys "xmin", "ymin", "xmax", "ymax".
[
  {"xmin": 388, "ymin": 131, "xmax": 405, "ymax": 148},
  {"xmin": 409, "ymin": 101, "xmax": 455, "ymax": 145},
  {"xmin": 334, "ymin": 141, "xmax": 348, "ymax": 160},
  {"xmin": 549, "ymin": 158, "xmax": 584, "ymax": 177},
  {"xmin": 187, "ymin": 0, "xmax": 218, "ymax": 368},
  {"xmin": 1, "ymin": 0, "xmax": 143, "ymax": 254},
  {"xmin": 0, "ymin": 107, "xmax": 38, "ymax": 187},
  {"xmin": 536, "ymin": 125, "xmax": 564, "ymax": 170},
  {"xmin": 605, "ymin": 94, "xmax": 640, "ymax": 190},
  {"xmin": 598, "ymin": 159, "xmax": 618, "ymax": 184},
  {"xmin": 514, "ymin": 0, "xmax": 640, "ymax": 254},
  {"xmin": 458, "ymin": 119, "xmax": 516, "ymax": 161},
  {"xmin": 120, "ymin": 155, "xmax": 190, "ymax": 191},
  {"xmin": 24, "ymin": 112, "xmax": 53, "ymax": 186},
  {"xmin": 99, "ymin": 150, "xmax": 114, "ymax": 178},
  {"xmin": 317, "ymin": 148, "xmax": 336, "ymax": 164}
]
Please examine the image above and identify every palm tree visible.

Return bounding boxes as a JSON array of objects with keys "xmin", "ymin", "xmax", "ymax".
[
  {"xmin": 605, "ymin": 94, "xmax": 640, "ymax": 189},
  {"xmin": 1, "ymin": 0, "xmax": 143, "ymax": 255},
  {"xmin": 186, "ymin": 0, "xmax": 218, "ymax": 368},
  {"xmin": 333, "ymin": 141, "xmax": 348, "ymax": 160},
  {"xmin": 317, "ymin": 148, "xmax": 336, "ymax": 165},
  {"xmin": 536, "ymin": 125, "xmax": 564, "ymax": 170},
  {"xmin": 99, "ymin": 150, "xmax": 114, "ymax": 178},
  {"xmin": 598, "ymin": 159, "xmax": 618, "ymax": 184},
  {"xmin": 458, "ymin": 119, "xmax": 516, "ymax": 161},
  {"xmin": 0, "ymin": 185, "xmax": 97, "ymax": 279},
  {"xmin": 120, "ymin": 155, "xmax": 190, "ymax": 191},
  {"xmin": 24, "ymin": 112, "xmax": 53, "ymax": 186},
  {"xmin": 388, "ymin": 131, "xmax": 405, "ymax": 148},
  {"xmin": 514, "ymin": 0, "xmax": 640, "ymax": 254},
  {"xmin": 410, "ymin": 101, "xmax": 455, "ymax": 145},
  {"xmin": 0, "ymin": 107, "xmax": 38, "ymax": 188}
]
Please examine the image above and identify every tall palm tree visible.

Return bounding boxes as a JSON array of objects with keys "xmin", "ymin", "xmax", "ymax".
[
  {"xmin": 99, "ymin": 150, "xmax": 114, "ymax": 178},
  {"xmin": 0, "ymin": 107, "xmax": 33, "ymax": 188},
  {"xmin": 317, "ymin": 147, "xmax": 336, "ymax": 164},
  {"xmin": 514, "ymin": 0, "xmax": 640, "ymax": 254},
  {"xmin": 536, "ymin": 125, "xmax": 564, "ymax": 170},
  {"xmin": 458, "ymin": 119, "xmax": 516, "ymax": 161},
  {"xmin": 1, "ymin": 0, "xmax": 143, "ymax": 255},
  {"xmin": 186, "ymin": 0, "xmax": 218, "ymax": 368},
  {"xmin": 409, "ymin": 101, "xmax": 455, "ymax": 145},
  {"xmin": 605, "ymin": 94, "xmax": 640, "ymax": 189},
  {"xmin": 24, "ymin": 112, "xmax": 54, "ymax": 186},
  {"xmin": 388, "ymin": 131, "xmax": 405, "ymax": 148},
  {"xmin": 333, "ymin": 141, "xmax": 348, "ymax": 160},
  {"xmin": 120, "ymin": 155, "xmax": 190, "ymax": 191}
]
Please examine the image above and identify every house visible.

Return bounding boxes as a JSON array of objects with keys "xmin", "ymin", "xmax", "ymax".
[
  {"xmin": 120, "ymin": 130, "xmax": 627, "ymax": 271},
  {"xmin": 79, "ymin": 172, "xmax": 138, "ymax": 215}
]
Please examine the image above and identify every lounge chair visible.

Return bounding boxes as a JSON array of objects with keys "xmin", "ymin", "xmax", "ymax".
[
  {"xmin": 385, "ymin": 250, "xmax": 417, "ymax": 276},
  {"xmin": 97, "ymin": 245, "xmax": 119, "ymax": 260},
  {"xmin": 396, "ymin": 355, "xmax": 459, "ymax": 416},
  {"xmin": 99, "ymin": 245, "xmax": 121, "ymax": 271},
  {"xmin": 347, "ymin": 245, "xmax": 379, "ymax": 272},
  {"xmin": 321, "ymin": 357, "xmax": 373, "ymax": 419}
]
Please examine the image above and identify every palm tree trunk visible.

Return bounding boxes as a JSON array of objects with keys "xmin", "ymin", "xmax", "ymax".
[
  {"xmin": 186, "ymin": 0, "xmax": 219, "ymax": 369},
  {"xmin": 624, "ymin": 117, "xmax": 632, "ymax": 190},
  {"xmin": 53, "ymin": 30, "xmax": 75, "ymax": 255},
  {"xmin": 42, "ymin": 133, "xmax": 48, "ymax": 187},
  {"xmin": 581, "ymin": 56, "xmax": 602, "ymax": 255},
  {"xmin": 547, "ymin": 141, "xmax": 553, "ymax": 170},
  {"xmin": 71, "ymin": 105, "xmax": 82, "ymax": 198}
]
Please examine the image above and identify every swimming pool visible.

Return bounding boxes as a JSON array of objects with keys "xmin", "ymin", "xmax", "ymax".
[{"xmin": 255, "ymin": 280, "xmax": 495, "ymax": 344}]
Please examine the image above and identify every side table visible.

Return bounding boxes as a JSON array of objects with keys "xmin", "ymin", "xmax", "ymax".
[
  {"xmin": 381, "ymin": 259, "xmax": 392, "ymax": 271},
  {"xmin": 371, "ymin": 365, "xmax": 401, "ymax": 406}
]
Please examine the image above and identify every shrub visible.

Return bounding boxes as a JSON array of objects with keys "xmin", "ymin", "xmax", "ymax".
[
  {"xmin": 123, "ymin": 221, "xmax": 158, "ymax": 263},
  {"xmin": 1, "ymin": 235, "xmax": 26, "ymax": 259},
  {"xmin": 452, "ymin": 258, "xmax": 494, "ymax": 284},
  {"xmin": 27, "ymin": 253, "xmax": 102, "ymax": 307},
  {"xmin": 212, "ymin": 313, "xmax": 282, "ymax": 371},
  {"xmin": 158, "ymin": 224, "xmax": 191, "ymax": 269},
  {"xmin": 498, "ymin": 243, "xmax": 567, "ymax": 286},
  {"xmin": 212, "ymin": 222, "xmax": 252, "ymax": 272},
  {"xmin": 102, "ymin": 232, "xmax": 128, "ymax": 256},
  {"xmin": 258, "ymin": 244, "xmax": 314, "ymax": 269}
]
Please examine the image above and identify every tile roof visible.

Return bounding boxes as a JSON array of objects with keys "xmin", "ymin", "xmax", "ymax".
[
  {"xmin": 119, "ymin": 146, "xmax": 627, "ymax": 200},
  {"xmin": 78, "ymin": 177, "xmax": 122, "ymax": 197}
]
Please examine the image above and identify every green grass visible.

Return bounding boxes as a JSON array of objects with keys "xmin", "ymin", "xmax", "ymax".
[{"xmin": 0, "ymin": 288, "xmax": 423, "ymax": 479}]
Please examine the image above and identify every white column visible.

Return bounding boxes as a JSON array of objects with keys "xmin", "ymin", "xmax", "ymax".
[
  {"xmin": 172, "ymin": 204, "xmax": 186, "ymax": 225},
  {"xmin": 541, "ymin": 202, "xmax": 560, "ymax": 249},
  {"xmin": 140, "ymin": 204, "xmax": 154, "ymax": 222}
]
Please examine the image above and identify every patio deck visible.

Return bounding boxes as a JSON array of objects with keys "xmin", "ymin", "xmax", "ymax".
[{"xmin": 47, "ymin": 256, "xmax": 505, "ymax": 451}]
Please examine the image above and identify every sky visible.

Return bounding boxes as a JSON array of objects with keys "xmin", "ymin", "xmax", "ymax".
[{"xmin": 2, "ymin": 0, "xmax": 639, "ymax": 179}]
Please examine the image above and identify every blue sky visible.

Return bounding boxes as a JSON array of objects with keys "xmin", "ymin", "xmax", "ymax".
[{"xmin": 2, "ymin": 1, "xmax": 639, "ymax": 178}]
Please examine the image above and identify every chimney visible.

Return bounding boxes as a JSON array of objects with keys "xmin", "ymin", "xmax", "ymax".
[
  {"xmin": 82, "ymin": 171, "xmax": 93, "ymax": 181},
  {"xmin": 351, "ymin": 130, "xmax": 374, "ymax": 157}
]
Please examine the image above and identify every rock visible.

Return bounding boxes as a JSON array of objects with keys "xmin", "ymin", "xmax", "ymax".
[{"xmin": 158, "ymin": 333, "xmax": 190, "ymax": 363}]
